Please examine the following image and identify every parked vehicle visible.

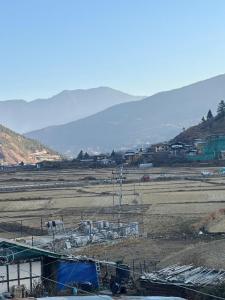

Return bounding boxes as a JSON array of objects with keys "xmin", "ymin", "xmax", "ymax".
[{"xmin": 141, "ymin": 175, "xmax": 150, "ymax": 182}]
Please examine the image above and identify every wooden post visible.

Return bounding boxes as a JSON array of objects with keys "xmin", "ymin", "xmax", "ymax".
[
  {"xmin": 52, "ymin": 231, "xmax": 55, "ymax": 252},
  {"xmin": 20, "ymin": 220, "xmax": 23, "ymax": 237},
  {"xmin": 139, "ymin": 262, "xmax": 142, "ymax": 274},
  {"xmin": 144, "ymin": 260, "xmax": 146, "ymax": 272},
  {"xmin": 41, "ymin": 217, "xmax": 43, "ymax": 235}
]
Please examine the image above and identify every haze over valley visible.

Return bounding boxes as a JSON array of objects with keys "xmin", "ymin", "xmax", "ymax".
[{"xmin": 0, "ymin": 87, "xmax": 143, "ymax": 133}]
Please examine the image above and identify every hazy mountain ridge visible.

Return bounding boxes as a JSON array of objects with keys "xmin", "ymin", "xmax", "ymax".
[
  {"xmin": 25, "ymin": 74, "xmax": 225, "ymax": 155},
  {"xmin": 0, "ymin": 87, "xmax": 143, "ymax": 133},
  {"xmin": 0, "ymin": 124, "xmax": 61, "ymax": 165}
]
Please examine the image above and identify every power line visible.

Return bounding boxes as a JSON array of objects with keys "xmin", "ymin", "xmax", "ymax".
[
  {"xmin": 69, "ymin": 255, "xmax": 225, "ymax": 300},
  {"xmin": 2, "ymin": 241, "xmax": 225, "ymax": 300}
]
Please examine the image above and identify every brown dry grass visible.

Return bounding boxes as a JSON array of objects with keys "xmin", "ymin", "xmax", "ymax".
[{"xmin": 0, "ymin": 166, "xmax": 225, "ymax": 268}]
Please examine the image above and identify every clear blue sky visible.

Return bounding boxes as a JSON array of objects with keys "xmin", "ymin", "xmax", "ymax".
[{"xmin": 1, "ymin": 0, "xmax": 225, "ymax": 100}]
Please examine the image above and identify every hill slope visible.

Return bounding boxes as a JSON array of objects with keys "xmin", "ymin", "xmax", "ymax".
[
  {"xmin": 173, "ymin": 115, "xmax": 225, "ymax": 143},
  {"xmin": 0, "ymin": 87, "xmax": 143, "ymax": 133},
  {"xmin": 0, "ymin": 125, "xmax": 61, "ymax": 165},
  {"xmin": 26, "ymin": 74, "xmax": 225, "ymax": 155}
]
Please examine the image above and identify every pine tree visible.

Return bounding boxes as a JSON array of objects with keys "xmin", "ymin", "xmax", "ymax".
[
  {"xmin": 217, "ymin": 100, "xmax": 225, "ymax": 117},
  {"xmin": 77, "ymin": 150, "xmax": 84, "ymax": 160},
  {"xmin": 83, "ymin": 152, "xmax": 89, "ymax": 159},
  {"xmin": 202, "ymin": 116, "xmax": 206, "ymax": 122},
  {"xmin": 207, "ymin": 109, "xmax": 213, "ymax": 120},
  {"xmin": 110, "ymin": 150, "xmax": 116, "ymax": 157}
]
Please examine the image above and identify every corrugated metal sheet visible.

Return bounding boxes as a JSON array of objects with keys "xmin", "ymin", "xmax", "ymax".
[
  {"xmin": 0, "ymin": 239, "xmax": 60, "ymax": 261},
  {"xmin": 142, "ymin": 264, "xmax": 225, "ymax": 287}
]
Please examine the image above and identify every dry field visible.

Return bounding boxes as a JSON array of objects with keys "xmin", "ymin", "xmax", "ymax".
[{"xmin": 1, "ymin": 166, "xmax": 225, "ymax": 269}]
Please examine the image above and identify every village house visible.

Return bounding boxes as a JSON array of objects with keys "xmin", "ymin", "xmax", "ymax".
[
  {"xmin": 124, "ymin": 151, "xmax": 141, "ymax": 165},
  {"xmin": 154, "ymin": 143, "xmax": 169, "ymax": 153},
  {"xmin": 169, "ymin": 142, "xmax": 192, "ymax": 157},
  {"xmin": 0, "ymin": 239, "xmax": 99, "ymax": 296}
]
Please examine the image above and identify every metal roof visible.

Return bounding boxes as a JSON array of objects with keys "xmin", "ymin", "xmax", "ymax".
[
  {"xmin": 141, "ymin": 264, "xmax": 225, "ymax": 287},
  {"xmin": 0, "ymin": 238, "xmax": 61, "ymax": 261},
  {"xmin": 0, "ymin": 239, "xmax": 98, "ymax": 263}
]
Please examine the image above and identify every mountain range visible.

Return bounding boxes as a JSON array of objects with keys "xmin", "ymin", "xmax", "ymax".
[
  {"xmin": 0, "ymin": 125, "xmax": 61, "ymax": 165},
  {"xmin": 0, "ymin": 87, "xmax": 142, "ymax": 133},
  {"xmin": 25, "ymin": 74, "xmax": 225, "ymax": 156}
]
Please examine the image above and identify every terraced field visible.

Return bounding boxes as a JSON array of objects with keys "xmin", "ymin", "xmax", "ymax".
[{"xmin": 1, "ymin": 166, "xmax": 225, "ymax": 269}]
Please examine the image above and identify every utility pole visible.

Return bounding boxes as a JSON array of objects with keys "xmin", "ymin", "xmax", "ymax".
[
  {"xmin": 52, "ymin": 231, "xmax": 55, "ymax": 252},
  {"xmin": 119, "ymin": 165, "xmax": 123, "ymax": 208},
  {"xmin": 41, "ymin": 217, "xmax": 43, "ymax": 235},
  {"xmin": 118, "ymin": 165, "xmax": 123, "ymax": 225},
  {"xmin": 20, "ymin": 220, "xmax": 23, "ymax": 237},
  {"xmin": 133, "ymin": 183, "xmax": 136, "ymax": 203},
  {"xmin": 112, "ymin": 171, "xmax": 115, "ymax": 220}
]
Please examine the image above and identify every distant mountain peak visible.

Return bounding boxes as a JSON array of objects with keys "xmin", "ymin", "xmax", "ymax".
[
  {"xmin": 26, "ymin": 74, "xmax": 225, "ymax": 155},
  {"xmin": 0, "ymin": 87, "xmax": 143, "ymax": 133}
]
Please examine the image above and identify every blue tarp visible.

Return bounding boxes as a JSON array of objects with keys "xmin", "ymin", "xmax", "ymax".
[{"xmin": 56, "ymin": 261, "xmax": 99, "ymax": 291}]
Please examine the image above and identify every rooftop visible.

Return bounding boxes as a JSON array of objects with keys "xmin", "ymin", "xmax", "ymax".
[{"xmin": 141, "ymin": 264, "xmax": 225, "ymax": 287}]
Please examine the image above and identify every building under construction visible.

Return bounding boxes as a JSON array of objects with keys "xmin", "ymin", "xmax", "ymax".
[{"xmin": 188, "ymin": 135, "xmax": 225, "ymax": 161}]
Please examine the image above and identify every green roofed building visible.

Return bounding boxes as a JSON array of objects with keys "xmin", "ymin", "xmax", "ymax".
[
  {"xmin": 0, "ymin": 239, "xmax": 99, "ymax": 296},
  {"xmin": 0, "ymin": 238, "xmax": 61, "ymax": 294}
]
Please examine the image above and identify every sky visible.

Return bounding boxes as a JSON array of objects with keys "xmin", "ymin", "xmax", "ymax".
[{"xmin": 1, "ymin": 0, "xmax": 225, "ymax": 100}]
